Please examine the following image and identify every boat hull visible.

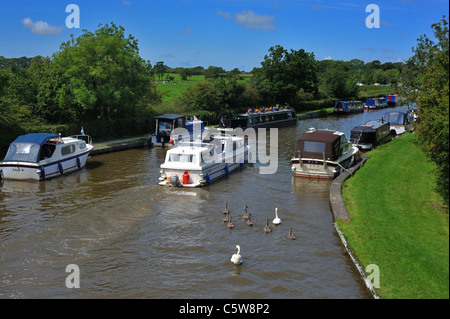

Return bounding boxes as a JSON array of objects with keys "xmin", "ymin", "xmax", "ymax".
[
  {"xmin": 291, "ymin": 149, "xmax": 359, "ymax": 180},
  {"xmin": 0, "ymin": 150, "xmax": 91, "ymax": 181},
  {"xmin": 159, "ymin": 161, "xmax": 245, "ymax": 187}
]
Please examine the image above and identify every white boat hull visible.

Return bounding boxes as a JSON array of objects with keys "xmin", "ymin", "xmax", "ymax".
[
  {"xmin": 291, "ymin": 148, "xmax": 359, "ymax": 180},
  {"xmin": 0, "ymin": 150, "xmax": 91, "ymax": 181},
  {"xmin": 159, "ymin": 161, "xmax": 244, "ymax": 187}
]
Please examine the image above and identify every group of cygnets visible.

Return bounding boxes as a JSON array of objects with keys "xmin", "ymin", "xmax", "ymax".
[{"xmin": 221, "ymin": 201, "xmax": 296, "ymax": 265}]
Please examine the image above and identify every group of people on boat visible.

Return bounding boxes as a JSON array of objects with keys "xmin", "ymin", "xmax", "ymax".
[{"xmin": 246, "ymin": 105, "xmax": 289, "ymax": 115}]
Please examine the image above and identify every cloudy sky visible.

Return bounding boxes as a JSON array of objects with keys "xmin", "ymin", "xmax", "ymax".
[{"xmin": 0, "ymin": 0, "xmax": 448, "ymax": 71}]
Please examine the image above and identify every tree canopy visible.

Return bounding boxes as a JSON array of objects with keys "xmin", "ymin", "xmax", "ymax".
[{"xmin": 411, "ymin": 15, "xmax": 449, "ymax": 204}]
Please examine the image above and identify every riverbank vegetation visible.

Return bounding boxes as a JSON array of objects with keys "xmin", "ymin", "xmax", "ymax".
[{"xmin": 338, "ymin": 133, "xmax": 449, "ymax": 299}]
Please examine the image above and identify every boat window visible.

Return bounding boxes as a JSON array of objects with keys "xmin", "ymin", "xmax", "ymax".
[
  {"xmin": 61, "ymin": 144, "xmax": 75, "ymax": 156},
  {"xmin": 159, "ymin": 121, "xmax": 172, "ymax": 132},
  {"xmin": 169, "ymin": 153, "xmax": 196, "ymax": 163},
  {"xmin": 303, "ymin": 141, "xmax": 326, "ymax": 153},
  {"xmin": 79, "ymin": 142, "xmax": 86, "ymax": 149},
  {"xmin": 340, "ymin": 136, "xmax": 348, "ymax": 154}
]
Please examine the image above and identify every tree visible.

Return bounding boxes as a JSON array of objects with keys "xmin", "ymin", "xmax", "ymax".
[
  {"xmin": 43, "ymin": 23, "xmax": 158, "ymax": 124},
  {"xmin": 412, "ymin": 15, "xmax": 449, "ymax": 204},
  {"xmin": 252, "ymin": 45, "xmax": 318, "ymax": 106},
  {"xmin": 204, "ymin": 66, "xmax": 226, "ymax": 79},
  {"xmin": 154, "ymin": 61, "xmax": 167, "ymax": 81}
]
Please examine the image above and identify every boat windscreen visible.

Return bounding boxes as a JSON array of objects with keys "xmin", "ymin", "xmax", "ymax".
[
  {"xmin": 384, "ymin": 112, "xmax": 405, "ymax": 125},
  {"xmin": 3, "ymin": 133, "xmax": 58, "ymax": 163},
  {"xmin": 303, "ymin": 141, "xmax": 326, "ymax": 153}
]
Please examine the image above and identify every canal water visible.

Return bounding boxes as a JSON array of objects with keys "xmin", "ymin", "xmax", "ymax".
[{"xmin": 0, "ymin": 105, "xmax": 412, "ymax": 298}]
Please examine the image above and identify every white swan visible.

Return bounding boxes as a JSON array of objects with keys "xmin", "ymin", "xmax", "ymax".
[
  {"xmin": 272, "ymin": 207, "xmax": 282, "ymax": 225},
  {"xmin": 230, "ymin": 245, "xmax": 242, "ymax": 265}
]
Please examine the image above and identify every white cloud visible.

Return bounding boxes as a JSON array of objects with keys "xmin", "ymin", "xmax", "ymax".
[
  {"xmin": 323, "ymin": 56, "xmax": 332, "ymax": 60},
  {"xmin": 122, "ymin": 0, "xmax": 132, "ymax": 5},
  {"xmin": 234, "ymin": 10, "xmax": 276, "ymax": 30},
  {"xmin": 217, "ymin": 9, "xmax": 231, "ymax": 20},
  {"xmin": 21, "ymin": 18, "xmax": 63, "ymax": 35},
  {"xmin": 217, "ymin": 9, "xmax": 276, "ymax": 31}
]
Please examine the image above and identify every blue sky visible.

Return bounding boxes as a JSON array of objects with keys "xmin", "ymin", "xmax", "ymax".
[{"xmin": 0, "ymin": 0, "xmax": 448, "ymax": 71}]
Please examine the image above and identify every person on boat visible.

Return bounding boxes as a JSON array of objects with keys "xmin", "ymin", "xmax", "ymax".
[{"xmin": 195, "ymin": 135, "xmax": 202, "ymax": 143}]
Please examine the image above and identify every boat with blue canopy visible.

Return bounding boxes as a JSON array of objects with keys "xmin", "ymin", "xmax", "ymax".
[{"xmin": 0, "ymin": 133, "xmax": 93, "ymax": 181}]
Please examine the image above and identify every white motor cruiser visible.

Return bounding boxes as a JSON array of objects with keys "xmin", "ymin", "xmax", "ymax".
[
  {"xmin": 159, "ymin": 129, "xmax": 249, "ymax": 187},
  {"xmin": 0, "ymin": 133, "xmax": 93, "ymax": 181},
  {"xmin": 291, "ymin": 128, "xmax": 360, "ymax": 179}
]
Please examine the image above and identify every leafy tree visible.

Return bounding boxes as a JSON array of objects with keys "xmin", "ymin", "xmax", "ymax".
[
  {"xmin": 177, "ymin": 81, "xmax": 222, "ymax": 113},
  {"xmin": 413, "ymin": 15, "xmax": 449, "ymax": 204},
  {"xmin": 45, "ymin": 23, "xmax": 159, "ymax": 124},
  {"xmin": 204, "ymin": 66, "xmax": 226, "ymax": 79},
  {"xmin": 252, "ymin": 45, "xmax": 318, "ymax": 106},
  {"xmin": 154, "ymin": 61, "xmax": 167, "ymax": 81}
]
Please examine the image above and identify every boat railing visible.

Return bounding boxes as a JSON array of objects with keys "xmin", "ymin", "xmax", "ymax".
[{"xmin": 70, "ymin": 135, "xmax": 93, "ymax": 145}]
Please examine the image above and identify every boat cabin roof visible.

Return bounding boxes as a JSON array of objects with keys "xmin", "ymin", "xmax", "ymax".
[
  {"xmin": 296, "ymin": 129, "xmax": 345, "ymax": 161},
  {"xmin": 155, "ymin": 114, "xmax": 186, "ymax": 120},
  {"xmin": 351, "ymin": 119, "xmax": 389, "ymax": 133},
  {"xmin": 383, "ymin": 111, "xmax": 407, "ymax": 125},
  {"xmin": 3, "ymin": 133, "xmax": 59, "ymax": 163}
]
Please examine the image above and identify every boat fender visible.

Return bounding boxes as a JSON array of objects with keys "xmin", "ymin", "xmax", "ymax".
[
  {"xmin": 225, "ymin": 165, "xmax": 229, "ymax": 175},
  {"xmin": 183, "ymin": 171, "xmax": 190, "ymax": 185},
  {"xmin": 205, "ymin": 174, "xmax": 210, "ymax": 184},
  {"xmin": 239, "ymin": 162, "xmax": 243, "ymax": 168},
  {"xmin": 76, "ymin": 157, "xmax": 81, "ymax": 169},
  {"xmin": 41, "ymin": 167, "xmax": 46, "ymax": 180},
  {"xmin": 58, "ymin": 162, "xmax": 64, "ymax": 174}
]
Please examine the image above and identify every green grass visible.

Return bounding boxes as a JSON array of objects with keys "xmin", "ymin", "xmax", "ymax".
[
  {"xmin": 337, "ymin": 133, "xmax": 449, "ymax": 299},
  {"xmin": 156, "ymin": 74, "xmax": 205, "ymax": 104},
  {"xmin": 358, "ymin": 84, "xmax": 398, "ymax": 99}
]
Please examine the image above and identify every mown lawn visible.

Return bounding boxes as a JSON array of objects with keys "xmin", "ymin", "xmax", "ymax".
[{"xmin": 337, "ymin": 133, "xmax": 449, "ymax": 299}]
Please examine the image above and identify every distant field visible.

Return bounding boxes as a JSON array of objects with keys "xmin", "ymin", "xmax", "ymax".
[
  {"xmin": 156, "ymin": 74, "xmax": 205, "ymax": 104},
  {"xmin": 358, "ymin": 85, "xmax": 398, "ymax": 98}
]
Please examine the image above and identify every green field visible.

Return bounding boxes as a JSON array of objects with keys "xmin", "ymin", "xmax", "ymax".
[
  {"xmin": 337, "ymin": 133, "xmax": 449, "ymax": 299},
  {"xmin": 155, "ymin": 74, "xmax": 205, "ymax": 104}
]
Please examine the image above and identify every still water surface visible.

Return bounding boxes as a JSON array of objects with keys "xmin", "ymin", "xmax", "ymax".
[{"xmin": 0, "ymin": 105, "xmax": 412, "ymax": 298}]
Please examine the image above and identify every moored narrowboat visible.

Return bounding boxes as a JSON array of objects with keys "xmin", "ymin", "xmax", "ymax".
[
  {"xmin": 365, "ymin": 97, "xmax": 388, "ymax": 110},
  {"xmin": 333, "ymin": 101, "xmax": 364, "ymax": 114},
  {"xmin": 224, "ymin": 106, "xmax": 297, "ymax": 129},
  {"xmin": 350, "ymin": 119, "xmax": 391, "ymax": 152}
]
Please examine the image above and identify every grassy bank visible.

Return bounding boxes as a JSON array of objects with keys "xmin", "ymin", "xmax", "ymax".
[{"xmin": 337, "ymin": 133, "xmax": 449, "ymax": 299}]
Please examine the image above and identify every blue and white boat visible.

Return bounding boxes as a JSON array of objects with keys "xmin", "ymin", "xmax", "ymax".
[
  {"xmin": 333, "ymin": 101, "xmax": 364, "ymax": 114},
  {"xmin": 158, "ymin": 129, "xmax": 249, "ymax": 187},
  {"xmin": 151, "ymin": 114, "xmax": 206, "ymax": 147},
  {"xmin": 383, "ymin": 111, "xmax": 412, "ymax": 136},
  {"xmin": 365, "ymin": 97, "xmax": 388, "ymax": 110},
  {"xmin": 0, "ymin": 133, "xmax": 93, "ymax": 181}
]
